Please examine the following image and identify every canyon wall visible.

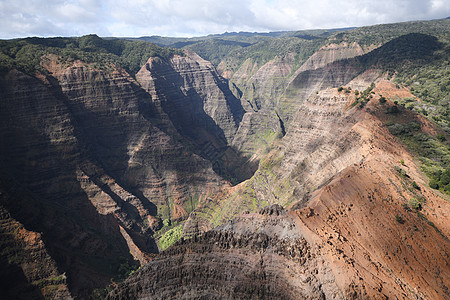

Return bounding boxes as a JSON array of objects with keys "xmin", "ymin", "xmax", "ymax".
[
  {"xmin": 0, "ymin": 51, "xmax": 246, "ymax": 297},
  {"xmin": 1, "ymin": 26, "xmax": 449, "ymax": 299}
]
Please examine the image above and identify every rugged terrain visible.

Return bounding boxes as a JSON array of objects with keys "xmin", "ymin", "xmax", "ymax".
[
  {"xmin": 0, "ymin": 45, "xmax": 243, "ymax": 297},
  {"xmin": 111, "ymin": 77, "xmax": 450, "ymax": 299},
  {"xmin": 1, "ymin": 18, "xmax": 449, "ymax": 299}
]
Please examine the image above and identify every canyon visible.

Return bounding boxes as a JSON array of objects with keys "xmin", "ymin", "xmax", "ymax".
[{"xmin": 0, "ymin": 19, "xmax": 449, "ymax": 299}]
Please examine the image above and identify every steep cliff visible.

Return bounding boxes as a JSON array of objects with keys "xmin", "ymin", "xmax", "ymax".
[
  {"xmin": 224, "ymin": 41, "xmax": 369, "ymax": 171},
  {"xmin": 2, "ymin": 19, "xmax": 450, "ymax": 299},
  {"xmin": 0, "ymin": 203, "xmax": 71, "ymax": 299},
  {"xmin": 110, "ymin": 80, "xmax": 450, "ymax": 299},
  {"xmin": 0, "ymin": 50, "xmax": 242, "ymax": 297},
  {"xmin": 135, "ymin": 51, "xmax": 249, "ymax": 182},
  {"xmin": 0, "ymin": 66, "xmax": 151, "ymax": 297}
]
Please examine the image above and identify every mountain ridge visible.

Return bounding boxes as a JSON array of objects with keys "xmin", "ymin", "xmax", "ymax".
[{"xmin": 0, "ymin": 18, "xmax": 449, "ymax": 298}]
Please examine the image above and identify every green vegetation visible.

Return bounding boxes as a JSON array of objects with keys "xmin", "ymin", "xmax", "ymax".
[
  {"xmin": 395, "ymin": 214, "xmax": 405, "ymax": 224},
  {"xmin": 138, "ymin": 28, "xmax": 345, "ymax": 47},
  {"xmin": 185, "ymin": 39, "xmax": 252, "ymax": 66},
  {"xmin": 387, "ymin": 121, "xmax": 450, "ymax": 195},
  {"xmin": 136, "ymin": 28, "xmax": 344, "ymax": 71},
  {"xmin": 394, "ymin": 165, "xmax": 408, "ymax": 177},
  {"xmin": 329, "ymin": 18, "xmax": 450, "ymax": 49},
  {"xmin": 350, "ymin": 82, "xmax": 375, "ymax": 108},
  {"xmin": 409, "ymin": 198, "xmax": 422, "ymax": 211},
  {"xmin": 216, "ymin": 36, "xmax": 324, "ymax": 73},
  {"xmin": 158, "ymin": 224, "xmax": 183, "ymax": 251},
  {"xmin": 32, "ymin": 275, "xmax": 66, "ymax": 288},
  {"xmin": 0, "ymin": 34, "xmax": 183, "ymax": 75},
  {"xmin": 395, "ymin": 59, "xmax": 450, "ymax": 133}
]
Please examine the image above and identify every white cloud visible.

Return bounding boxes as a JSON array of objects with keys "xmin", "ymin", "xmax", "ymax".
[{"xmin": 0, "ymin": 0, "xmax": 449, "ymax": 38}]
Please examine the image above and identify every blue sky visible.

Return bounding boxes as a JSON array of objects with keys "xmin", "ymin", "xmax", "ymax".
[{"xmin": 0, "ymin": 0, "xmax": 449, "ymax": 38}]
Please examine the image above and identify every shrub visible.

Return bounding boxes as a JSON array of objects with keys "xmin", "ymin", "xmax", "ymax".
[
  {"xmin": 395, "ymin": 214, "xmax": 405, "ymax": 224},
  {"xmin": 158, "ymin": 224, "xmax": 183, "ymax": 251},
  {"xmin": 440, "ymin": 170, "xmax": 450, "ymax": 186},
  {"xmin": 409, "ymin": 199, "xmax": 422, "ymax": 211},
  {"xmin": 387, "ymin": 105, "xmax": 400, "ymax": 114},
  {"xmin": 429, "ymin": 179, "xmax": 439, "ymax": 189},
  {"xmin": 394, "ymin": 165, "xmax": 407, "ymax": 177},
  {"xmin": 403, "ymin": 203, "xmax": 411, "ymax": 211},
  {"xmin": 445, "ymin": 184, "xmax": 450, "ymax": 192},
  {"xmin": 337, "ymin": 86, "xmax": 344, "ymax": 92},
  {"xmin": 379, "ymin": 96, "xmax": 387, "ymax": 103},
  {"xmin": 411, "ymin": 181, "xmax": 420, "ymax": 190},
  {"xmin": 163, "ymin": 219, "xmax": 171, "ymax": 227}
]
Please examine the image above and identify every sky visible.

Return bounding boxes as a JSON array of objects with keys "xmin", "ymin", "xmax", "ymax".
[{"xmin": 0, "ymin": 0, "xmax": 449, "ymax": 39}]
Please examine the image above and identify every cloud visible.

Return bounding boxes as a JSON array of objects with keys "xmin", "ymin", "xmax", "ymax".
[{"xmin": 0, "ymin": 0, "xmax": 449, "ymax": 38}]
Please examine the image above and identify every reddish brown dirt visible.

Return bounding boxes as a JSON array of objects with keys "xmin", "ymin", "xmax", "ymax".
[
  {"xmin": 296, "ymin": 158, "xmax": 449, "ymax": 299},
  {"xmin": 292, "ymin": 80, "xmax": 450, "ymax": 299}
]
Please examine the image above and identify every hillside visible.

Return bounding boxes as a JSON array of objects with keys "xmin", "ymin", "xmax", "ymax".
[{"xmin": 0, "ymin": 18, "xmax": 449, "ymax": 299}]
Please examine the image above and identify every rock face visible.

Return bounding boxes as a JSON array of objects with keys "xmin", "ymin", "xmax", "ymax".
[
  {"xmin": 0, "ymin": 204, "xmax": 71, "ymax": 299},
  {"xmin": 0, "ymin": 53, "xmax": 243, "ymax": 297},
  {"xmin": 2, "ymin": 28, "xmax": 450, "ymax": 299},
  {"xmin": 136, "ymin": 52, "xmax": 248, "ymax": 182},
  {"xmin": 109, "ymin": 206, "xmax": 341, "ymax": 300},
  {"xmin": 110, "ymin": 178, "xmax": 450, "ymax": 300},
  {"xmin": 109, "ymin": 43, "xmax": 450, "ymax": 298}
]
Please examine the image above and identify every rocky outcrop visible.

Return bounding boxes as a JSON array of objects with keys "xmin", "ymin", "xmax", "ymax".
[
  {"xmin": 136, "ymin": 51, "xmax": 247, "ymax": 182},
  {"xmin": 109, "ymin": 208, "xmax": 341, "ymax": 300},
  {"xmin": 110, "ymin": 172, "xmax": 450, "ymax": 300},
  {"xmin": 226, "ymin": 42, "xmax": 367, "ymax": 167},
  {"xmin": 0, "ymin": 204, "xmax": 71, "ymax": 299},
  {"xmin": 0, "ymin": 54, "xmax": 241, "ymax": 297}
]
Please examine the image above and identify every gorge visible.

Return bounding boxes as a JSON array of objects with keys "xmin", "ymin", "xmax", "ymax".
[{"xmin": 0, "ymin": 18, "xmax": 449, "ymax": 299}]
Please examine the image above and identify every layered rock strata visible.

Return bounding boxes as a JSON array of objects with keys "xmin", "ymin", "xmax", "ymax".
[
  {"xmin": 111, "ymin": 178, "xmax": 450, "ymax": 300},
  {"xmin": 109, "ymin": 206, "xmax": 342, "ymax": 300},
  {"xmin": 0, "ymin": 52, "xmax": 244, "ymax": 297}
]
